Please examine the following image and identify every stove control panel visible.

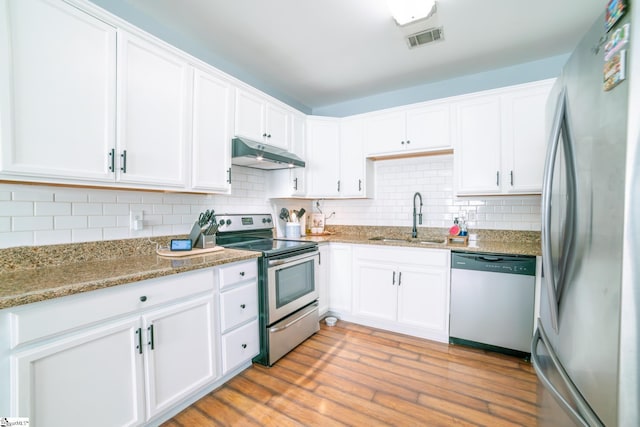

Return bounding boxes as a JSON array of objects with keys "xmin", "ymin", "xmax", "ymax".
[{"xmin": 216, "ymin": 214, "xmax": 274, "ymax": 233}]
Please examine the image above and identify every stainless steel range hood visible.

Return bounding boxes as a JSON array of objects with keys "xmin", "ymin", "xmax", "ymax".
[{"xmin": 231, "ymin": 137, "xmax": 305, "ymax": 170}]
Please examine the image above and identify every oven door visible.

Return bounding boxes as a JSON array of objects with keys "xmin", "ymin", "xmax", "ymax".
[{"xmin": 267, "ymin": 250, "xmax": 319, "ymax": 325}]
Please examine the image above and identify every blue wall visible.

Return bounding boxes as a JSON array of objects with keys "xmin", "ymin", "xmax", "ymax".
[
  {"xmin": 312, "ymin": 54, "xmax": 569, "ymax": 117},
  {"xmin": 90, "ymin": 0, "xmax": 568, "ymax": 118}
]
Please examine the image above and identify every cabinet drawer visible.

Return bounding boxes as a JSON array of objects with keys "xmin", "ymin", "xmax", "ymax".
[
  {"xmin": 356, "ymin": 245, "xmax": 449, "ymax": 267},
  {"xmin": 220, "ymin": 282, "xmax": 258, "ymax": 333},
  {"xmin": 9, "ymin": 268, "xmax": 214, "ymax": 348},
  {"xmin": 221, "ymin": 319, "xmax": 259, "ymax": 373},
  {"xmin": 218, "ymin": 260, "xmax": 257, "ymax": 290}
]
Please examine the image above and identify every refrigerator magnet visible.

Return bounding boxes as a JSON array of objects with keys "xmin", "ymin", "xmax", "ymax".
[
  {"xmin": 604, "ymin": 23, "xmax": 630, "ymax": 61},
  {"xmin": 603, "ymin": 49, "xmax": 626, "ymax": 91},
  {"xmin": 606, "ymin": 0, "xmax": 627, "ymax": 32}
]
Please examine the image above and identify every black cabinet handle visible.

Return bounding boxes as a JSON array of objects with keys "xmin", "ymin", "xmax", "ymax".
[
  {"xmin": 293, "ymin": 177, "xmax": 298, "ymax": 191},
  {"xmin": 337, "ymin": 180, "xmax": 341, "ymax": 192},
  {"xmin": 148, "ymin": 324, "xmax": 155, "ymax": 350},
  {"xmin": 227, "ymin": 168, "xmax": 232, "ymax": 184},
  {"xmin": 108, "ymin": 148, "xmax": 115, "ymax": 172},
  {"xmin": 496, "ymin": 171, "xmax": 500, "ymax": 186},
  {"xmin": 406, "ymin": 140, "xmax": 411, "ymax": 144},
  {"xmin": 242, "ymin": 343, "xmax": 247, "ymax": 349},
  {"xmin": 136, "ymin": 328, "xmax": 142, "ymax": 354},
  {"xmin": 240, "ymin": 304, "xmax": 246, "ymax": 309},
  {"xmin": 358, "ymin": 179, "xmax": 362, "ymax": 191},
  {"xmin": 120, "ymin": 150, "xmax": 127, "ymax": 173},
  {"xmin": 510, "ymin": 170, "xmax": 514, "ymax": 186},
  {"xmin": 392, "ymin": 271, "xmax": 396, "ymax": 285},
  {"xmin": 139, "ymin": 296, "xmax": 147, "ymax": 302},
  {"xmin": 398, "ymin": 272, "xmax": 402, "ymax": 286},
  {"xmin": 239, "ymin": 271, "xmax": 245, "ymax": 276}
]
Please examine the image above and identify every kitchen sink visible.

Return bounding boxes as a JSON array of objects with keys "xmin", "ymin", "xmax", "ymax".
[
  {"xmin": 416, "ymin": 238, "xmax": 446, "ymax": 244},
  {"xmin": 368, "ymin": 237, "xmax": 410, "ymax": 243}
]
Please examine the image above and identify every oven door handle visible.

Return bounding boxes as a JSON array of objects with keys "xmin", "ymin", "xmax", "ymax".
[
  {"xmin": 269, "ymin": 302, "xmax": 319, "ymax": 333},
  {"xmin": 268, "ymin": 251, "xmax": 319, "ymax": 267}
]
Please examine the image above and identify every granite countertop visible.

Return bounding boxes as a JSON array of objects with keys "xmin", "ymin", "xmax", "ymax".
[
  {"xmin": 0, "ymin": 226, "xmax": 539, "ymax": 310},
  {"xmin": 299, "ymin": 225, "xmax": 541, "ymax": 257},
  {"xmin": 0, "ymin": 238, "xmax": 259, "ymax": 310}
]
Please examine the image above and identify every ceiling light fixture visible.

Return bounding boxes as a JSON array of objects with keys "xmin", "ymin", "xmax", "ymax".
[{"xmin": 387, "ymin": 0, "xmax": 437, "ymax": 26}]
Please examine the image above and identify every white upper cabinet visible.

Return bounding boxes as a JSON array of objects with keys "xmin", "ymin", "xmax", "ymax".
[
  {"xmin": 306, "ymin": 116, "xmax": 341, "ymax": 197},
  {"xmin": 234, "ymin": 88, "xmax": 290, "ymax": 149},
  {"xmin": 339, "ymin": 117, "xmax": 373, "ymax": 198},
  {"xmin": 190, "ymin": 67, "xmax": 233, "ymax": 193},
  {"xmin": 452, "ymin": 95, "xmax": 502, "ymax": 194},
  {"xmin": 0, "ymin": 0, "xmax": 117, "ymax": 181},
  {"xmin": 364, "ymin": 101, "xmax": 452, "ymax": 156},
  {"xmin": 304, "ymin": 116, "xmax": 373, "ymax": 199},
  {"xmin": 116, "ymin": 31, "xmax": 190, "ymax": 188},
  {"xmin": 453, "ymin": 80, "xmax": 554, "ymax": 196}
]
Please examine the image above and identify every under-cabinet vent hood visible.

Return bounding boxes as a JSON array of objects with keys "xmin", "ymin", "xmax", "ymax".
[{"xmin": 231, "ymin": 137, "xmax": 305, "ymax": 170}]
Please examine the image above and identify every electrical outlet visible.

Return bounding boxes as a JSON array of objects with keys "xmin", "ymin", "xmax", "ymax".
[{"xmin": 130, "ymin": 210, "xmax": 144, "ymax": 231}]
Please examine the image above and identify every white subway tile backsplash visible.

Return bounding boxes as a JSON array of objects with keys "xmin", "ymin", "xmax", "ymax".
[
  {"xmin": 103, "ymin": 227, "xmax": 130, "ymax": 240},
  {"xmin": 103, "ymin": 203, "xmax": 130, "ymax": 216},
  {"xmin": 54, "ymin": 191, "xmax": 88, "ymax": 203},
  {"xmin": 35, "ymin": 202, "xmax": 72, "ymax": 216},
  {"xmin": 13, "ymin": 216, "xmax": 53, "ymax": 231},
  {"xmin": 0, "ymin": 217, "xmax": 10, "ymax": 232},
  {"xmin": 72, "ymin": 203, "xmax": 103, "ymax": 216},
  {"xmin": 0, "ymin": 231, "xmax": 33, "ymax": 248},
  {"xmin": 88, "ymin": 192, "xmax": 117, "ymax": 203},
  {"xmin": 55, "ymin": 216, "xmax": 88, "ymax": 230},
  {"xmin": 88, "ymin": 216, "xmax": 117, "ymax": 228},
  {"xmin": 13, "ymin": 189, "xmax": 54, "ymax": 201},
  {"xmin": 35, "ymin": 229, "xmax": 71, "ymax": 245},
  {"xmin": 1, "ymin": 201, "xmax": 34, "ymax": 216},
  {"xmin": 72, "ymin": 228, "xmax": 103, "ymax": 243}
]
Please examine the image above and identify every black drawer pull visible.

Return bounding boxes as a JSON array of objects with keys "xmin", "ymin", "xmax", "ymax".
[
  {"xmin": 140, "ymin": 296, "xmax": 147, "ymax": 302},
  {"xmin": 242, "ymin": 343, "xmax": 247, "ymax": 349},
  {"xmin": 240, "ymin": 304, "xmax": 246, "ymax": 309}
]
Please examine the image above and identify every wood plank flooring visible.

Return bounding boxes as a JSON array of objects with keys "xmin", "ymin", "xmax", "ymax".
[{"xmin": 163, "ymin": 321, "xmax": 544, "ymax": 426}]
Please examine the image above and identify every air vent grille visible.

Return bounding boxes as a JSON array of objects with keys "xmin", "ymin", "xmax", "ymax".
[{"xmin": 407, "ymin": 27, "xmax": 444, "ymax": 48}]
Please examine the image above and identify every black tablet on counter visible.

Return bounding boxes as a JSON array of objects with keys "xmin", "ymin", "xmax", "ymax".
[{"xmin": 170, "ymin": 239, "xmax": 192, "ymax": 251}]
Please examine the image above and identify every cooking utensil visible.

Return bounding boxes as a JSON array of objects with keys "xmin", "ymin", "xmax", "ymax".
[
  {"xmin": 297, "ymin": 208, "xmax": 306, "ymax": 219},
  {"xmin": 279, "ymin": 208, "xmax": 289, "ymax": 221}
]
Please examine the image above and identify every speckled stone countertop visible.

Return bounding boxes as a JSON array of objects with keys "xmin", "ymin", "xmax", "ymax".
[
  {"xmin": 0, "ymin": 237, "xmax": 259, "ymax": 310},
  {"xmin": 299, "ymin": 225, "xmax": 541, "ymax": 257},
  {"xmin": 0, "ymin": 226, "xmax": 539, "ymax": 310}
]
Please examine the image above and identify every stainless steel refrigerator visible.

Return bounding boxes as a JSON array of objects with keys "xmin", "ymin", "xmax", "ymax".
[{"xmin": 532, "ymin": 3, "xmax": 640, "ymax": 426}]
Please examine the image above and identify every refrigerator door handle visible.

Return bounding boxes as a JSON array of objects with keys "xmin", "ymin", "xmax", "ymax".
[
  {"xmin": 531, "ymin": 320, "xmax": 604, "ymax": 427},
  {"xmin": 541, "ymin": 88, "xmax": 565, "ymax": 333}
]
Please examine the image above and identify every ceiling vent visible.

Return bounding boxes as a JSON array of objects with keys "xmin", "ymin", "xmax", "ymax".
[{"xmin": 406, "ymin": 27, "xmax": 444, "ymax": 48}]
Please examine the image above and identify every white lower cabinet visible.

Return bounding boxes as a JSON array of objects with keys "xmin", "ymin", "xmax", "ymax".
[
  {"xmin": 13, "ymin": 317, "xmax": 145, "ymax": 427},
  {"xmin": 317, "ymin": 244, "xmax": 330, "ymax": 315},
  {"xmin": 142, "ymin": 295, "xmax": 216, "ymax": 419},
  {"xmin": 0, "ymin": 265, "xmax": 264, "ymax": 426},
  {"xmin": 328, "ymin": 244, "xmax": 353, "ymax": 316},
  {"xmin": 216, "ymin": 260, "xmax": 259, "ymax": 375},
  {"xmin": 352, "ymin": 245, "xmax": 450, "ymax": 342}
]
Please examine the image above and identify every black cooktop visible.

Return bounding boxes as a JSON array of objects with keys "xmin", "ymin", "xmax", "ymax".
[{"xmin": 218, "ymin": 236, "xmax": 316, "ymax": 256}]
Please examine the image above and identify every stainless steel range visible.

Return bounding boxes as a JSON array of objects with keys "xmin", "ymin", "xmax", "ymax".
[{"xmin": 215, "ymin": 213, "xmax": 319, "ymax": 366}]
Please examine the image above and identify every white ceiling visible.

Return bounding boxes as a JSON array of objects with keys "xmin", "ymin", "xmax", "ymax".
[{"xmin": 119, "ymin": 0, "xmax": 604, "ymax": 110}]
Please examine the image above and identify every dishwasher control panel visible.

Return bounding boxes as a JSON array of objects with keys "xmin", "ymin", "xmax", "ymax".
[{"xmin": 451, "ymin": 251, "xmax": 536, "ymax": 276}]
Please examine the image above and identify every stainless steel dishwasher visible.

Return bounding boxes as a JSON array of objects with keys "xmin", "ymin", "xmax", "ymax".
[{"xmin": 450, "ymin": 251, "xmax": 536, "ymax": 358}]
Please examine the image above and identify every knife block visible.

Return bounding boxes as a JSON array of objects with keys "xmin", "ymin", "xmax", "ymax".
[{"xmin": 189, "ymin": 222, "xmax": 217, "ymax": 249}]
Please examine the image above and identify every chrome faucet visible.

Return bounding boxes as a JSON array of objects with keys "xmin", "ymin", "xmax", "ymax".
[{"xmin": 412, "ymin": 192, "xmax": 423, "ymax": 238}]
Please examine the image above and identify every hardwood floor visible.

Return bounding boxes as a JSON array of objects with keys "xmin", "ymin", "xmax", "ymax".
[{"xmin": 163, "ymin": 321, "xmax": 544, "ymax": 426}]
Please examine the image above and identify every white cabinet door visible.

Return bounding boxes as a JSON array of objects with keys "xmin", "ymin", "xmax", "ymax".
[
  {"xmin": 397, "ymin": 264, "xmax": 448, "ymax": 332},
  {"xmin": 364, "ymin": 111, "xmax": 405, "ymax": 155},
  {"xmin": 143, "ymin": 295, "xmax": 216, "ymax": 419},
  {"xmin": 453, "ymin": 95, "xmax": 502, "ymax": 195},
  {"xmin": 0, "ymin": 0, "xmax": 116, "ymax": 182},
  {"xmin": 234, "ymin": 88, "xmax": 290, "ymax": 149},
  {"xmin": 13, "ymin": 318, "xmax": 145, "ymax": 427},
  {"xmin": 191, "ymin": 67, "xmax": 233, "ymax": 192},
  {"xmin": 234, "ymin": 88, "xmax": 265, "ymax": 143},
  {"xmin": 405, "ymin": 102, "xmax": 451, "ymax": 152},
  {"xmin": 340, "ymin": 117, "xmax": 367, "ymax": 197},
  {"xmin": 117, "ymin": 32, "xmax": 189, "ymax": 188},
  {"xmin": 318, "ymin": 244, "xmax": 330, "ymax": 315},
  {"xmin": 501, "ymin": 83, "xmax": 552, "ymax": 194},
  {"xmin": 265, "ymin": 102, "xmax": 289, "ymax": 149},
  {"xmin": 289, "ymin": 112, "xmax": 307, "ymax": 196},
  {"xmin": 328, "ymin": 244, "xmax": 352, "ymax": 315},
  {"xmin": 354, "ymin": 260, "xmax": 397, "ymax": 321},
  {"xmin": 306, "ymin": 117, "xmax": 340, "ymax": 197}
]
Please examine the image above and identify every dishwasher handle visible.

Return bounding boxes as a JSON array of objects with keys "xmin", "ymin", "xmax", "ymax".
[{"xmin": 477, "ymin": 256, "xmax": 504, "ymax": 262}]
